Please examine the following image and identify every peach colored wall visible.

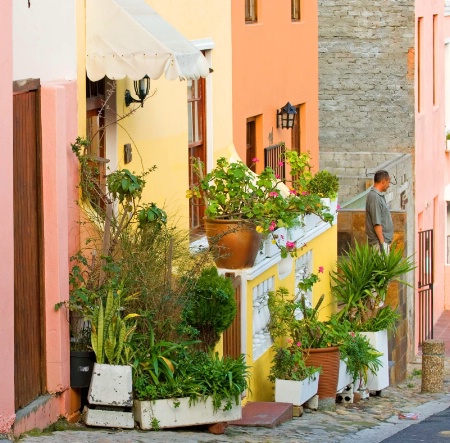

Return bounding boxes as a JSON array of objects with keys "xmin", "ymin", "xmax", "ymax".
[
  {"xmin": 13, "ymin": 82, "xmax": 79, "ymax": 436},
  {"xmin": 415, "ymin": 0, "xmax": 446, "ymax": 351},
  {"xmin": 232, "ymin": 0, "xmax": 319, "ymax": 169},
  {"xmin": 0, "ymin": 0, "xmax": 15, "ymax": 434}
]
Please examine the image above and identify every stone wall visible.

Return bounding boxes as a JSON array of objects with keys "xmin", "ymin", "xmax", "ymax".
[
  {"xmin": 337, "ymin": 210, "xmax": 409, "ymax": 385},
  {"xmin": 318, "ymin": 0, "xmax": 415, "ymax": 153}
]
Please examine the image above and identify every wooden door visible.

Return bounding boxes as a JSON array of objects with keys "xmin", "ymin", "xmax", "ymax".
[
  {"xmin": 223, "ymin": 274, "xmax": 242, "ymax": 358},
  {"xmin": 13, "ymin": 83, "xmax": 45, "ymax": 409}
]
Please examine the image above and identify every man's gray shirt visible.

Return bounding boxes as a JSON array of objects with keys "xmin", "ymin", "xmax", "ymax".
[{"xmin": 365, "ymin": 187, "xmax": 393, "ymax": 245}]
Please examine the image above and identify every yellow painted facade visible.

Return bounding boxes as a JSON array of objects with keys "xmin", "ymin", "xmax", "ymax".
[{"xmin": 76, "ymin": 0, "xmax": 338, "ymax": 404}]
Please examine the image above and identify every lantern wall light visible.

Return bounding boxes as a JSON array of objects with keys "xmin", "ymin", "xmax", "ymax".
[
  {"xmin": 125, "ymin": 75, "xmax": 150, "ymax": 107},
  {"xmin": 276, "ymin": 102, "xmax": 297, "ymax": 129}
]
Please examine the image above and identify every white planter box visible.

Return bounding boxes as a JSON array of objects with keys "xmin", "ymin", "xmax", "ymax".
[
  {"xmin": 88, "ymin": 363, "xmax": 133, "ymax": 407},
  {"xmin": 337, "ymin": 359, "xmax": 353, "ymax": 393},
  {"xmin": 264, "ymin": 228, "xmax": 287, "ymax": 257},
  {"xmin": 275, "ymin": 372, "xmax": 320, "ymax": 406},
  {"xmin": 134, "ymin": 396, "xmax": 242, "ymax": 430},
  {"xmin": 361, "ymin": 330, "xmax": 389, "ymax": 391}
]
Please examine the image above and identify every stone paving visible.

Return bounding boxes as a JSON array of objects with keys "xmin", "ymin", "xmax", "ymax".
[{"xmin": 10, "ymin": 359, "xmax": 450, "ymax": 443}]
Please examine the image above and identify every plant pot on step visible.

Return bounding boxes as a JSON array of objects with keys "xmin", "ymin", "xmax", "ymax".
[
  {"xmin": 275, "ymin": 372, "xmax": 320, "ymax": 406},
  {"xmin": 204, "ymin": 218, "xmax": 262, "ymax": 269},
  {"xmin": 304, "ymin": 346, "xmax": 340, "ymax": 400},
  {"xmin": 70, "ymin": 350, "xmax": 96, "ymax": 388},
  {"xmin": 360, "ymin": 330, "xmax": 389, "ymax": 391}
]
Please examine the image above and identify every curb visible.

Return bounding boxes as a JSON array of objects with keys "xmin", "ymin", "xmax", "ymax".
[{"xmin": 342, "ymin": 393, "xmax": 450, "ymax": 442}]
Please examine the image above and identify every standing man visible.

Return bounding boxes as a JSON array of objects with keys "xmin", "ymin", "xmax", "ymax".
[{"xmin": 365, "ymin": 170, "xmax": 393, "ymax": 253}]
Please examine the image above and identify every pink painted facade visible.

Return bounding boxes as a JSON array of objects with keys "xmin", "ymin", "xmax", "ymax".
[
  {"xmin": 0, "ymin": 2, "xmax": 80, "ymax": 436},
  {"xmin": 414, "ymin": 0, "xmax": 447, "ymax": 352},
  {"xmin": 0, "ymin": 0, "xmax": 15, "ymax": 435}
]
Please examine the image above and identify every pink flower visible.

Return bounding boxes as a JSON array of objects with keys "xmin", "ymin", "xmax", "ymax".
[
  {"xmin": 287, "ymin": 338, "xmax": 292, "ymax": 344},
  {"xmin": 289, "ymin": 189, "xmax": 297, "ymax": 195},
  {"xmin": 318, "ymin": 266, "xmax": 324, "ymax": 273},
  {"xmin": 278, "ymin": 161, "xmax": 284, "ymax": 166},
  {"xmin": 350, "ymin": 332, "xmax": 355, "ymax": 337},
  {"xmin": 297, "ymin": 342, "xmax": 301, "ymax": 347},
  {"xmin": 269, "ymin": 221, "xmax": 277, "ymax": 231},
  {"xmin": 252, "ymin": 157, "xmax": 259, "ymax": 162},
  {"xmin": 337, "ymin": 204, "xmax": 341, "ymax": 210},
  {"xmin": 286, "ymin": 241, "xmax": 295, "ymax": 250},
  {"xmin": 275, "ymin": 174, "xmax": 280, "ymax": 179},
  {"xmin": 269, "ymin": 191, "xmax": 278, "ymax": 197},
  {"xmin": 301, "ymin": 191, "xmax": 309, "ymax": 195}
]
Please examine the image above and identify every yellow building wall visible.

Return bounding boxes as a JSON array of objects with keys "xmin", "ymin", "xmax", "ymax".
[
  {"xmin": 110, "ymin": 1, "xmax": 233, "ymax": 229},
  {"xmin": 246, "ymin": 224, "xmax": 337, "ymax": 402}
]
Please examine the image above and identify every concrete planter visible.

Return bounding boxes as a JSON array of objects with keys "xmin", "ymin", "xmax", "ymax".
[
  {"xmin": 361, "ymin": 330, "xmax": 389, "ymax": 391},
  {"xmin": 134, "ymin": 396, "xmax": 242, "ymax": 430},
  {"xmin": 84, "ymin": 363, "xmax": 134, "ymax": 429},
  {"xmin": 275, "ymin": 372, "xmax": 320, "ymax": 406},
  {"xmin": 88, "ymin": 363, "xmax": 133, "ymax": 406}
]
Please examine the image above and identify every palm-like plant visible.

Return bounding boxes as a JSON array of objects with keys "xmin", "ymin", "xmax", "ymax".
[{"xmin": 331, "ymin": 241, "xmax": 415, "ymax": 330}]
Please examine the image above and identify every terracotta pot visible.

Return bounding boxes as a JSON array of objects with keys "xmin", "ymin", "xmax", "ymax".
[
  {"xmin": 304, "ymin": 346, "xmax": 340, "ymax": 399},
  {"xmin": 204, "ymin": 218, "xmax": 262, "ymax": 269}
]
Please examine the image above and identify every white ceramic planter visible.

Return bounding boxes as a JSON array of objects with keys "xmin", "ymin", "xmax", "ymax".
[
  {"xmin": 264, "ymin": 228, "xmax": 287, "ymax": 257},
  {"xmin": 88, "ymin": 363, "xmax": 133, "ymax": 407},
  {"xmin": 134, "ymin": 396, "xmax": 242, "ymax": 430},
  {"xmin": 337, "ymin": 359, "xmax": 353, "ymax": 393},
  {"xmin": 253, "ymin": 241, "xmax": 267, "ymax": 266},
  {"xmin": 287, "ymin": 216, "xmax": 305, "ymax": 242},
  {"xmin": 303, "ymin": 214, "xmax": 321, "ymax": 232},
  {"xmin": 274, "ymin": 372, "xmax": 320, "ymax": 406},
  {"xmin": 360, "ymin": 330, "xmax": 389, "ymax": 391}
]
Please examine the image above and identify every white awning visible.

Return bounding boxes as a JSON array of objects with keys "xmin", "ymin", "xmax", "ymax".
[{"xmin": 86, "ymin": 0, "xmax": 211, "ymax": 81}]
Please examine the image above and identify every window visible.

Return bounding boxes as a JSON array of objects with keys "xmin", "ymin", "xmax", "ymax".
[
  {"xmin": 291, "ymin": 104, "xmax": 301, "ymax": 153},
  {"xmin": 85, "ymin": 76, "xmax": 108, "ymax": 212},
  {"xmin": 291, "ymin": 0, "xmax": 300, "ymax": 21},
  {"xmin": 245, "ymin": 0, "xmax": 257, "ymax": 23},
  {"xmin": 188, "ymin": 77, "xmax": 206, "ymax": 232},
  {"xmin": 246, "ymin": 118, "xmax": 256, "ymax": 172}
]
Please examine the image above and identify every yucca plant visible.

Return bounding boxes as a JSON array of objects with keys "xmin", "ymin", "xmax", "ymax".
[
  {"xmin": 331, "ymin": 241, "xmax": 415, "ymax": 331},
  {"xmin": 90, "ymin": 288, "xmax": 139, "ymax": 365}
]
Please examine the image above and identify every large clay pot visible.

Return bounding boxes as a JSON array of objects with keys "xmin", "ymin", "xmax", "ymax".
[
  {"xmin": 204, "ymin": 218, "xmax": 262, "ymax": 269},
  {"xmin": 304, "ymin": 346, "xmax": 340, "ymax": 400}
]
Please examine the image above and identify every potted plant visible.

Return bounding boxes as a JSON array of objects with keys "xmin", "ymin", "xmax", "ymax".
[
  {"xmin": 83, "ymin": 286, "xmax": 139, "ymax": 429},
  {"xmin": 133, "ymin": 349, "xmax": 249, "ymax": 430},
  {"xmin": 306, "ymin": 169, "xmax": 339, "ymax": 214},
  {"xmin": 330, "ymin": 241, "xmax": 415, "ymax": 391},
  {"xmin": 188, "ymin": 153, "xmax": 333, "ymax": 269},
  {"xmin": 267, "ymin": 272, "xmax": 344, "ymax": 407},
  {"xmin": 269, "ymin": 342, "xmax": 320, "ymax": 406}
]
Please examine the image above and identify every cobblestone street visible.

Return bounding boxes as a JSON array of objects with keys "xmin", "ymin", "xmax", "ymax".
[{"xmin": 9, "ymin": 359, "xmax": 450, "ymax": 443}]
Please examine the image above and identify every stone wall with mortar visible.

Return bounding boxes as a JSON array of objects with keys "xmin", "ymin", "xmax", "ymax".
[
  {"xmin": 318, "ymin": 0, "xmax": 415, "ymax": 153},
  {"xmin": 337, "ymin": 210, "xmax": 409, "ymax": 385}
]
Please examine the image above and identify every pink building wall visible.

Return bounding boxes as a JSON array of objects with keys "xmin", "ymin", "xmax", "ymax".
[
  {"xmin": 0, "ymin": 0, "xmax": 16, "ymax": 434},
  {"xmin": 12, "ymin": 82, "xmax": 79, "ymax": 437},
  {"xmin": 445, "ymin": 2, "xmax": 450, "ymax": 313},
  {"xmin": 414, "ymin": 0, "xmax": 447, "ymax": 351},
  {"xmin": 231, "ymin": 0, "xmax": 319, "ymax": 169}
]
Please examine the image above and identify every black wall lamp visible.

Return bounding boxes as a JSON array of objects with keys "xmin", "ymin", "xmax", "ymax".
[
  {"xmin": 277, "ymin": 102, "xmax": 297, "ymax": 129},
  {"xmin": 125, "ymin": 75, "xmax": 150, "ymax": 107}
]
